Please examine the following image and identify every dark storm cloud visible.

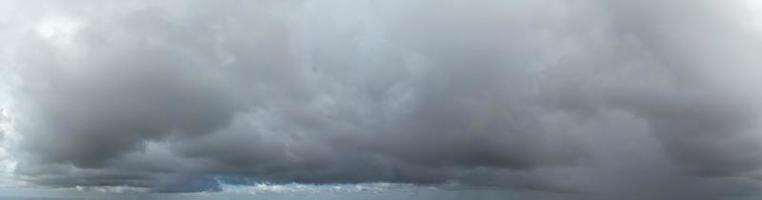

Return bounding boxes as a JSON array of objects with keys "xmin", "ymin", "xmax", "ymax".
[{"xmin": 3, "ymin": 0, "xmax": 762, "ymax": 199}]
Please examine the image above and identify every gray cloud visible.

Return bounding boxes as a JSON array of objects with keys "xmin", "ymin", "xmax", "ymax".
[{"xmin": 2, "ymin": 0, "xmax": 762, "ymax": 199}]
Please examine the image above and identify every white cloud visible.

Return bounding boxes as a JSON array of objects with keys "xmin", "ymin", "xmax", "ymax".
[
  {"xmin": 217, "ymin": 181, "xmax": 431, "ymax": 194},
  {"xmin": 34, "ymin": 15, "xmax": 83, "ymax": 42},
  {"xmin": 0, "ymin": 106, "xmax": 19, "ymax": 187}
]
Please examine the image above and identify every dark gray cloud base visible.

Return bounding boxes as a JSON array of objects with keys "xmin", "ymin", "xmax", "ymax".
[{"xmin": 3, "ymin": 0, "xmax": 762, "ymax": 199}]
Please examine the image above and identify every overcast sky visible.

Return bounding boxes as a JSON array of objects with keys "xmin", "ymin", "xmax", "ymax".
[{"xmin": 3, "ymin": 0, "xmax": 762, "ymax": 199}]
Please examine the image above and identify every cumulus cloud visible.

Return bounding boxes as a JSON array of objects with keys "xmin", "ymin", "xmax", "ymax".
[{"xmin": 2, "ymin": 0, "xmax": 762, "ymax": 199}]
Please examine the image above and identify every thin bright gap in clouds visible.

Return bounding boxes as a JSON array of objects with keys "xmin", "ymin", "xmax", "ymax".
[{"xmin": 216, "ymin": 182, "xmax": 433, "ymax": 194}]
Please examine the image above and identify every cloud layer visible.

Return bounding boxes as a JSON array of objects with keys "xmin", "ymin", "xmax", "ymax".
[{"xmin": 3, "ymin": 0, "xmax": 762, "ymax": 199}]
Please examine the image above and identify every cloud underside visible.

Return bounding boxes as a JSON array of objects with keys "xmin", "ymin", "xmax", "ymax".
[{"xmin": 2, "ymin": 0, "xmax": 762, "ymax": 198}]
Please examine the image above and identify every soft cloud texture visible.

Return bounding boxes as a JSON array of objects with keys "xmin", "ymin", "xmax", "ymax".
[{"xmin": 3, "ymin": 0, "xmax": 762, "ymax": 199}]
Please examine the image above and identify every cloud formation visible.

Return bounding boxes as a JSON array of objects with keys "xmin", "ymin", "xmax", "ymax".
[{"xmin": 3, "ymin": 0, "xmax": 762, "ymax": 199}]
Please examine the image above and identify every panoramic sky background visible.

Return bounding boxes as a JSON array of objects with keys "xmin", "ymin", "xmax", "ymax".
[{"xmin": 3, "ymin": 0, "xmax": 762, "ymax": 199}]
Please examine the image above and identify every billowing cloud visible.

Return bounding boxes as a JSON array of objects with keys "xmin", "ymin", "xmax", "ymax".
[{"xmin": 2, "ymin": 0, "xmax": 762, "ymax": 199}]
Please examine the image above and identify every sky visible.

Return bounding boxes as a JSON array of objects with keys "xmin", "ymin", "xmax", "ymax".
[{"xmin": 3, "ymin": 0, "xmax": 762, "ymax": 199}]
